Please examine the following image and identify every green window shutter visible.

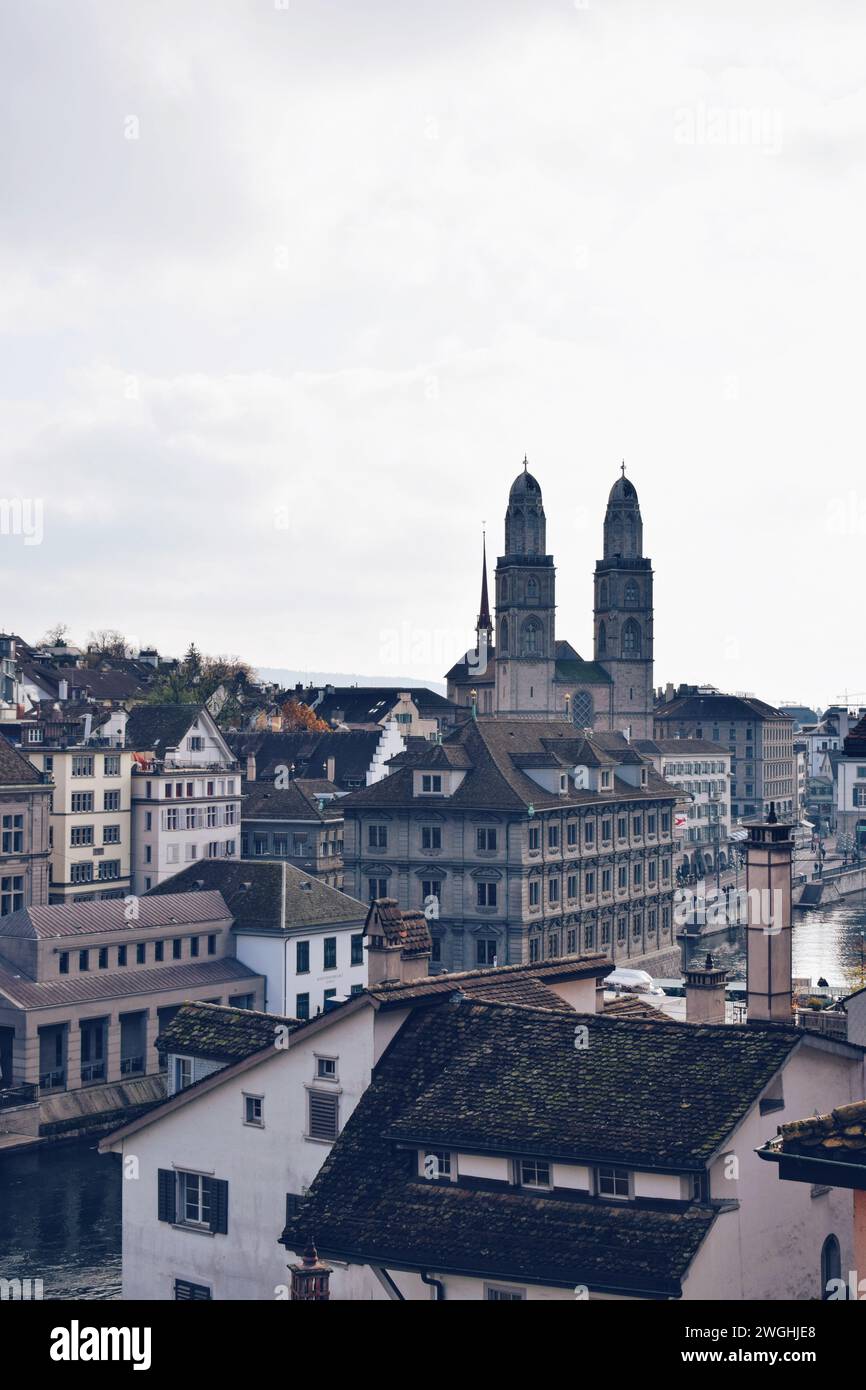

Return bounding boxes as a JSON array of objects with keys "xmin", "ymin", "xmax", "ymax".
[
  {"xmin": 208, "ymin": 1177, "xmax": 229, "ymax": 1235},
  {"xmin": 157, "ymin": 1168, "xmax": 176, "ymax": 1224}
]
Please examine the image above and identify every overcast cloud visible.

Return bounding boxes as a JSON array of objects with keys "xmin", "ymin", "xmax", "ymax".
[{"xmin": 0, "ymin": 0, "xmax": 863, "ymax": 707}]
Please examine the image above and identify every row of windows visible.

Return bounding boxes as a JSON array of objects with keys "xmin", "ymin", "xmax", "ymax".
[
  {"xmin": 71, "ymin": 791, "xmax": 122, "ymax": 813},
  {"xmin": 71, "ymin": 754, "xmax": 122, "ymax": 778},
  {"xmin": 295, "ymin": 934, "xmax": 364, "ymax": 975},
  {"xmin": 70, "ymin": 824, "xmax": 122, "ymax": 847},
  {"xmin": 423, "ymin": 1153, "xmax": 700, "ymax": 1203},
  {"xmin": 526, "ymin": 906, "xmax": 673, "ymax": 960},
  {"xmin": 59, "ymin": 934, "xmax": 218, "ymax": 973},
  {"xmin": 157, "ymin": 805, "xmax": 238, "ymax": 831},
  {"xmin": 371, "ymin": 860, "xmax": 671, "ymax": 914},
  {"xmin": 144, "ymin": 778, "xmax": 237, "ymax": 800},
  {"xmin": 368, "ymin": 811, "xmax": 671, "ymax": 853},
  {"xmin": 242, "ymin": 833, "xmax": 342, "ymax": 858},
  {"xmin": 144, "ymin": 840, "xmax": 236, "ymax": 865}
]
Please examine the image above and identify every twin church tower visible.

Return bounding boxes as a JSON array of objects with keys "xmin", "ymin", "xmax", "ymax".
[{"xmin": 446, "ymin": 459, "xmax": 654, "ymax": 739}]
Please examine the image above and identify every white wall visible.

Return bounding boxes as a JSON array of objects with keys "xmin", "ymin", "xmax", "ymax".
[
  {"xmin": 682, "ymin": 1041, "xmax": 863, "ymax": 1300},
  {"xmin": 109, "ymin": 1006, "xmax": 381, "ymax": 1301},
  {"xmin": 234, "ymin": 927, "xmax": 367, "ymax": 1018}
]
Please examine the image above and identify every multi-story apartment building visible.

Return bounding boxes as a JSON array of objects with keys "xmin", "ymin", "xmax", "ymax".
[
  {"xmin": 655, "ymin": 689, "xmax": 795, "ymax": 823},
  {"xmin": 0, "ymin": 734, "xmax": 51, "ymax": 918},
  {"xmin": 341, "ymin": 717, "xmax": 679, "ymax": 972},
  {"xmin": 240, "ymin": 776, "xmax": 344, "ymax": 888},
  {"xmin": 0, "ymin": 891, "xmax": 264, "ymax": 1103},
  {"xmin": 635, "ymin": 738, "xmax": 732, "ymax": 877},
  {"xmin": 27, "ymin": 731, "xmax": 134, "ymax": 905},
  {"xmin": 835, "ymin": 715, "xmax": 866, "ymax": 854},
  {"xmin": 127, "ymin": 705, "xmax": 241, "ymax": 895}
]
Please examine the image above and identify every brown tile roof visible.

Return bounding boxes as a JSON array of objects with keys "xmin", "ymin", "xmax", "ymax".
[
  {"xmin": 0, "ymin": 732, "xmax": 45, "ymax": 787},
  {"xmin": 147, "ymin": 860, "xmax": 366, "ymax": 932},
  {"xmin": 775, "ymin": 1099, "xmax": 866, "ymax": 1161},
  {"xmin": 0, "ymin": 954, "xmax": 261, "ymax": 1011},
  {"xmin": 603, "ymin": 994, "xmax": 676, "ymax": 1022},
  {"xmin": 0, "ymin": 891, "xmax": 231, "ymax": 940},
  {"xmin": 241, "ymin": 778, "xmax": 342, "ymax": 822},
  {"xmin": 340, "ymin": 718, "xmax": 675, "ymax": 813},
  {"xmin": 156, "ymin": 1000, "xmax": 299, "ymax": 1062},
  {"xmin": 366, "ymin": 952, "xmax": 610, "ymax": 1006},
  {"xmin": 365, "ymin": 898, "xmax": 430, "ymax": 957}
]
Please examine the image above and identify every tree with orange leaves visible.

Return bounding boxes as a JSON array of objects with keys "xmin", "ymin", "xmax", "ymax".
[{"xmin": 280, "ymin": 699, "xmax": 330, "ymax": 732}]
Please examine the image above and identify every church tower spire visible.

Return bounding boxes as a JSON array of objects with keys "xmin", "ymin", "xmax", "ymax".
[
  {"xmin": 593, "ymin": 465, "xmax": 654, "ymax": 738},
  {"xmin": 494, "ymin": 459, "xmax": 557, "ymax": 716},
  {"xmin": 477, "ymin": 531, "xmax": 493, "ymax": 642}
]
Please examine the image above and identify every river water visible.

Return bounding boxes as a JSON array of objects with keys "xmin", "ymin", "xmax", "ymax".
[
  {"xmin": 0, "ymin": 1137, "xmax": 122, "ymax": 1300},
  {"xmin": 1, "ymin": 895, "xmax": 865, "ymax": 1302},
  {"xmin": 683, "ymin": 891, "xmax": 866, "ymax": 991}
]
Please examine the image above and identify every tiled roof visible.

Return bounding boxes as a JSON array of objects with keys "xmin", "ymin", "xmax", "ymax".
[
  {"xmin": 228, "ymin": 730, "xmax": 381, "ymax": 788},
  {"xmin": 380, "ymin": 1005, "xmax": 799, "ymax": 1167},
  {"xmin": 301, "ymin": 686, "xmax": 456, "ymax": 725},
  {"xmin": 147, "ymin": 860, "xmax": 366, "ymax": 932},
  {"xmin": 0, "ymin": 891, "xmax": 231, "ymax": 940},
  {"xmin": 773, "ymin": 1099, "xmax": 866, "ymax": 1163},
  {"xmin": 635, "ymin": 738, "xmax": 731, "ymax": 757},
  {"xmin": 554, "ymin": 658, "xmax": 613, "ymax": 685},
  {"xmin": 364, "ymin": 898, "xmax": 430, "ymax": 958},
  {"xmin": 603, "ymin": 994, "xmax": 675, "ymax": 1022},
  {"xmin": 124, "ymin": 703, "xmax": 203, "ymax": 752},
  {"xmin": 281, "ymin": 1001, "xmax": 719, "ymax": 1295},
  {"xmin": 656, "ymin": 694, "xmax": 790, "ymax": 724},
  {"xmin": 0, "ymin": 732, "xmax": 45, "ymax": 787},
  {"xmin": 366, "ymin": 953, "xmax": 610, "ymax": 1007},
  {"xmin": 0, "ymin": 953, "xmax": 260, "ymax": 1011},
  {"xmin": 241, "ymin": 778, "xmax": 342, "ymax": 823},
  {"xmin": 340, "ymin": 718, "xmax": 676, "ymax": 813},
  {"xmin": 157, "ymin": 1000, "xmax": 299, "ymax": 1062}
]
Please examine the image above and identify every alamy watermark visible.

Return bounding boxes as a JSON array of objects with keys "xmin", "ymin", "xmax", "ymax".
[{"xmin": 0, "ymin": 498, "xmax": 43, "ymax": 546}]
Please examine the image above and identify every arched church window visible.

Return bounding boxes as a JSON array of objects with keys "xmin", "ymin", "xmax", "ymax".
[
  {"xmin": 510, "ymin": 510, "xmax": 525, "ymax": 553},
  {"xmin": 526, "ymin": 576, "xmax": 539, "ymax": 603},
  {"xmin": 598, "ymin": 620, "xmax": 607, "ymax": 656},
  {"xmin": 526, "ymin": 508, "xmax": 539, "ymax": 554},
  {"xmin": 572, "ymin": 691, "xmax": 593, "ymax": 728},
  {"xmin": 598, "ymin": 579, "xmax": 608, "ymax": 610},
  {"xmin": 821, "ymin": 1235, "xmax": 842, "ymax": 1299},
  {"xmin": 622, "ymin": 619, "xmax": 641, "ymax": 657},
  {"xmin": 610, "ymin": 517, "xmax": 623, "ymax": 555},
  {"xmin": 624, "ymin": 580, "xmax": 638, "ymax": 607},
  {"xmin": 500, "ymin": 618, "xmax": 509, "ymax": 654},
  {"xmin": 521, "ymin": 618, "xmax": 541, "ymax": 656},
  {"xmin": 501, "ymin": 577, "xmax": 509, "ymax": 603}
]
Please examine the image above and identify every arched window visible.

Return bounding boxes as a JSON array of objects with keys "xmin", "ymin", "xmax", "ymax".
[
  {"xmin": 500, "ymin": 618, "xmax": 509, "ymax": 654},
  {"xmin": 511, "ymin": 510, "xmax": 525, "ymax": 553},
  {"xmin": 526, "ymin": 576, "xmax": 539, "ymax": 603},
  {"xmin": 500, "ymin": 577, "xmax": 509, "ymax": 603},
  {"xmin": 821, "ymin": 1235, "xmax": 842, "ymax": 1299},
  {"xmin": 598, "ymin": 579, "xmax": 609, "ymax": 610},
  {"xmin": 624, "ymin": 580, "xmax": 638, "ymax": 607},
  {"xmin": 597, "ymin": 620, "xmax": 607, "ymax": 656},
  {"xmin": 572, "ymin": 691, "xmax": 593, "ymax": 728},
  {"xmin": 622, "ymin": 619, "xmax": 641, "ymax": 656},
  {"xmin": 521, "ymin": 618, "xmax": 541, "ymax": 656}
]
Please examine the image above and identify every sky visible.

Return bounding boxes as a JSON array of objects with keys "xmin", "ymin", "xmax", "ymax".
[{"xmin": 0, "ymin": 0, "xmax": 863, "ymax": 710}]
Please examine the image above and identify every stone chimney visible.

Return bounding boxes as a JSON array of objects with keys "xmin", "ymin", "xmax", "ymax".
[
  {"xmin": 246, "ymin": 752, "xmax": 257, "ymax": 782},
  {"xmin": 684, "ymin": 951, "xmax": 728, "ymax": 1025},
  {"xmin": 58, "ymin": 678, "xmax": 69, "ymax": 701},
  {"xmin": 364, "ymin": 898, "xmax": 432, "ymax": 987},
  {"xmin": 326, "ymin": 755, "xmax": 336, "ymax": 783},
  {"xmin": 745, "ymin": 802, "xmax": 794, "ymax": 1024},
  {"xmin": 289, "ymin": 1244, "xmax": 331, "ymax": 1301}
]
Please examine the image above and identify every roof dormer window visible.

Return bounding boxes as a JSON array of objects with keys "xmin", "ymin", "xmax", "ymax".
[
  {"xmin": 420, "ymin": 774, "xmax": 442, "ymax": 794},
  {"xmin": 601, "ymin": 770, "xmax": 612, "ymax": 790}
]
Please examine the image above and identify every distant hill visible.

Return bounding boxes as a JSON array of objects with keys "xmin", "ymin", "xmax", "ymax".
[{"xmin": 256, "ymin": 668, "xmax": 447, "ymax": 695}]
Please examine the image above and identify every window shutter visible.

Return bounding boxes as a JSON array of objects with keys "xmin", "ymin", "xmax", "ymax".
[
  {"xmin": 309, "ymin": 1090, "xmax": 339, "ymax": 1141},
  {"xmin": 209, "ymin": 1177, "xmax": 229, "ymax": 1235},
  {"xmin": 157, "ymin": 1168, "xmax": 176, "ymax": 1224}
]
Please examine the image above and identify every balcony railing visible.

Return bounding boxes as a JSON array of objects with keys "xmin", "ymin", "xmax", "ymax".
[
  {"xmin": 120, "ymin": 1056, "xmax": 144, "ymax": 1076},
  {"xmin": 80, "ymin": 1061, "xmax": 106, "ymax": 1084},
  {"xmin": 0, "ymin": 1082, "xmax": 38, "ymax": 1110},
  {"xmin": 38, "ymin": 1069, "xmax": 66, "ymax": 1091}
]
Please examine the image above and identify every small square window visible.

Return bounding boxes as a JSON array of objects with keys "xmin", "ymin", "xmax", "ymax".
[
  {"xmin": 316, "ymin": 1057, "xmax": 337, "ymax": 1081},
  {"xmin": 518, "ymin": 1158, "xmax": 551, "ymax": 1190},
  {"xmin": 244, "ymin": 1094, "xmax": 264, "ymax": 1127},
  {"xmin": 596, "ymin": 1165, "xmax": 630, "ymax": 1199}
]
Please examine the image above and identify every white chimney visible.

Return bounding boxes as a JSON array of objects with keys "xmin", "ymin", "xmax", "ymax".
[{"xmin": 58, "ymin": 679, "xmax": 69, "ymax": 701}]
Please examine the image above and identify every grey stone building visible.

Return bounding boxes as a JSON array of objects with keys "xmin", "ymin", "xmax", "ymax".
[
  {"xmin": 654, "ymin": 690, "xmax": 795, "ymax": 822},
  {"xmin": 240, "ymin": 777, "xmax": 344, "ymax": 888},
  {"xmin": 0, "ymin": 732, "xmax": 51, "ymax": 918},
  {"xmin": 446, "ymin": 460, "xmax": 655, "ymax": 738},
  {"xmin": 340, "ymin": 717, "xmax": 679, "ymax": 972}
]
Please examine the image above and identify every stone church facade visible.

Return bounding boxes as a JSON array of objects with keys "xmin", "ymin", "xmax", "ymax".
[{"xmin": 446, "ymin": 461, "xmax": 655, "ymax": 739}]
